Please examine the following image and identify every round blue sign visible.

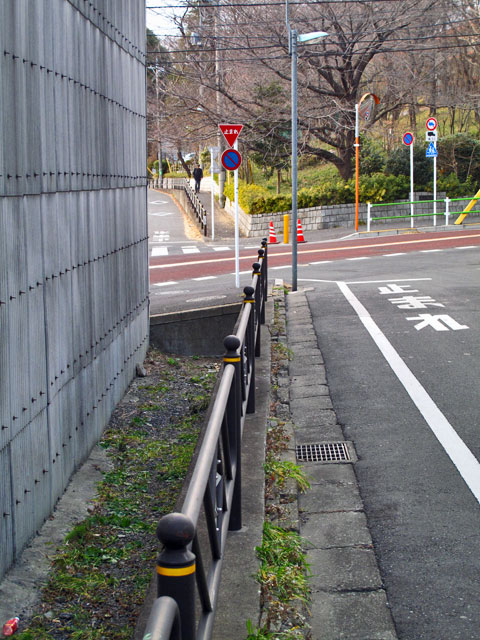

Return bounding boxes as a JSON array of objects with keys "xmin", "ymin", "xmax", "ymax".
[
  {"xmin": 221, "ymin": 148, "xmax": 242, "ymax": 171},
  {"xmin": 402, "ymin": 132, "xmax": 414, "ymax": 146}
]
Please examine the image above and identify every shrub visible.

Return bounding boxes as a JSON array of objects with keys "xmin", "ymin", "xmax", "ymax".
[
  {"xmin": 385, "ymin": 144, "xmax": 432, "ymax": 185},
  {"xmin": 437, "ymin": 133, "xmax": 480, "ymax": 182},
  {"xmin": 224, "ymin": 182, "xmax": 270, "ymax": 213}
]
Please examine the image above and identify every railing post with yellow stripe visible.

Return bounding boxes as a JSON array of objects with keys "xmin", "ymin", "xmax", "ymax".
[
  {"xmin": 243, "ymin": 285, "xmax": 256, "ymax": 415},
  {"xmin": 156, "ymin": 513, "xmax": 196, "ymax": 640},
  {"xmin": 223, "ymin": 335, "xmax": 242, "ymax": 531}
]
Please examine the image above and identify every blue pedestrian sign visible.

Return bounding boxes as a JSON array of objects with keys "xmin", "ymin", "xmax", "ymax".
[{"xmin": 426, "ymin": 142, "xmax": 437, "ymax": 158}]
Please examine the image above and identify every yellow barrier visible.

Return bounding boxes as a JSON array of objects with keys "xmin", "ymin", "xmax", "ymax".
[
  {"xmin": 455, "ymin": 187, "xmax": 480, "ymax": 224},
  {"xmin": 284, "ymin": 214, "xmax": 289, "ymax": 244}
]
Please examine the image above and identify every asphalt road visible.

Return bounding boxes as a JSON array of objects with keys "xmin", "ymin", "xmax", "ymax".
[{"xmin": 300, "ymin": 248, "xmax": 480, "ymax": 639}]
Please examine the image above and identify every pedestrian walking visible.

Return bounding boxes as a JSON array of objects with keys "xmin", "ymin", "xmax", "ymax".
[{"xmin": 193, "ymin": 165, "xmax": 203, "ymax": 193}]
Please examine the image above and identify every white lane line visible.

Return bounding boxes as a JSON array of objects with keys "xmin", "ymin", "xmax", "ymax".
[
  {"xmin": 455, "ymin": 246, "xmax": 476, "ymax": 250},
  {"xmin": 310, "ymin": 260, "xmax": 333, "ymax": 265},
  {"xmin": 182, "ymin": 246, "xmax": 200, "ymax": 254},
  {"xmin": 193, "ymin": 276, "xmax": 217, "ymax": 281},
  {"xmin": 212, "ymin": 246, "xmax": 231, "ymax": 252},
  {"xmin": 152, "ymin": 281, "xmax": 178, "ymax": 287},
  {"xmin": 347, "ymin": 256, "xmax": 370, "ymax": 261},
  {"xmin": 152, "ymin": 289, "xmax": 190, "ymax": 296},
  {"xmin": 338, "ymin": 280, "xmax": 480, "ymax": 505},
  {"xmin": 345, "ymin": 278, "xmax": 432, "ymax": 285},
  {"xmin": 383, "ymin": 252, "xmax": 406, "ymax": 257},
  {"xmin": 151, "ymin": 247, "xmax": 168, "ymax": 257},
  {"xmin": 421, "ymin": 249, "xmax": 442, "ymax": 253},
  {"xmin": 271, "ymin": 265, "xmax": 290, "ymax": 270}
]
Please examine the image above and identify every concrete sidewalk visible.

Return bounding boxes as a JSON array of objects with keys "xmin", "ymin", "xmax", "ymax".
[
  {"xmin": 213, "ymin": 282, "xmax": 398, "ymax": 639},
  {"xmin": 285, "ymin": 288, "xmax": 397, "ymax": 639}
]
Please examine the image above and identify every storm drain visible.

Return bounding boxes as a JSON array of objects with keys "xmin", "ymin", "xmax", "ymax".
[{"xmin": 296, "ymin": 442, "xmax": 351, "ymax": 463}]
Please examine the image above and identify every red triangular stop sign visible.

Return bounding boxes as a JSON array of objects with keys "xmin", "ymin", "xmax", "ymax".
[{"xmin": 219, "ymin": 123, "xmax": 243, "ymax": 147}]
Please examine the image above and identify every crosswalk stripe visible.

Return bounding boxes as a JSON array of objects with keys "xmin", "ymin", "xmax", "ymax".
[
  {"xmin": 212, "ymin": 246, "xmax": 231, "ymax": 252},
  {"xmin": 182, "ymin": 246, "xmax": 201, "ymax": 254},
  {"xmin": 151, "ymin": 247, "xmax": 168, "ymax": 257}
]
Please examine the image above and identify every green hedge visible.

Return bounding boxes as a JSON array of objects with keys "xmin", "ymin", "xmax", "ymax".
[{"xmin": 223, "ymin": 172, "xmax": 478, "ymax": 215}]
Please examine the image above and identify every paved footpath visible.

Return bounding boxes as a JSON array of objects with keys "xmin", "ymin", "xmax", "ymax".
[{"xmin": 285, "ymin": 288, "xmax": 398, "ymax": 639}]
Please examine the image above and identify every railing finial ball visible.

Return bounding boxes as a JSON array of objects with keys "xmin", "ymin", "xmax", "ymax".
[
  {"xmin": 258, "ymin": 248, "xmax": 265, "ymax": 257},
  {"xmin": 157, "ymin": 512, "xmax": 195, "ymax": 548},
  {"xmin": 223, "ymin": 334, "xmax": 241, "ymax": 353},
  {"xmin": 243, "ymin": 285, "xmax": 255, "ymax": 298}
]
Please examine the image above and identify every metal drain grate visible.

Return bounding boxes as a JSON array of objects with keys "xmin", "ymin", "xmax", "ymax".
[{"xmin": 296, "ymin": 442, "xmax": 351, "ymax": 463}]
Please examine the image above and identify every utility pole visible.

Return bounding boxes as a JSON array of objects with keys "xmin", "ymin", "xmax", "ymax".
[{"xmin": 214, "ymin": 1, "xmax": 226, "ymax": 206}]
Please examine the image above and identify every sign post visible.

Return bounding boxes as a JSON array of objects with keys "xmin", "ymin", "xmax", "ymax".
[
  {"xmin": 234, "ymin": 140, "xmax": 240, "ymax": 287},
  {"xmin": 403, "ymin": 132, "xmax": 415, "ymax": 227},
  {"xmin": 209, "ymin": 146, "xmax": 220, "ymax": 240},
  {"xmin": 426, "ymin": 118, "xmax": 438, "ymax": 225},
  {"xmin": 219, "ymin": 124, "xmax": 243, "ymax": 287}
]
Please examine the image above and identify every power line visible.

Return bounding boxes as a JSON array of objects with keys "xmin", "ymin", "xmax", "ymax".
[
  {"xmin": 148, "ymin": 37, "xmax": 480, "ymax": 64},
  {"xmin": 149, "ymin": 0, "xmax": 417, "ymax": 8}
]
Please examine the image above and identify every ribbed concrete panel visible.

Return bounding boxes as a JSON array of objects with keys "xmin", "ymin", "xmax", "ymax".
[
  {"xmin": 10, "ymin": 425, "xmax": 35, "ymax": 555},
  {"xmin": 0, "ymin": 0, "xmax": 147, "ymax": 581},
  {"xmin": 30, "ymin": 410, "xmax": 52, "ymax": 531},
  {"xmin": 0, "ymin": 198, "xmax": 10, "ymax": 451},
  {"xmin": 0, "ymin": 447, "xmax": 14, "ymax": 579}
]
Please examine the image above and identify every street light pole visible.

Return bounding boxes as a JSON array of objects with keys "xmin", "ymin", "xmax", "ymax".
[
  {"xmin": 287, "ymin": 23, "xmax": 328, "ymax": 292},
  {"xmin": 291, "ymin": 28, "xmax": 299, "ymax": 291}
]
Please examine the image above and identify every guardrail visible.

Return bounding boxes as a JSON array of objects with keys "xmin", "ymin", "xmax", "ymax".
[
  {"xmin": 183, "ymin": 179, "xmax": 208, "ymax": 236},
  {"xmin": 141, "ymin": 240, "xmax": 268, "ymax": 640},
  {"xmin": 366, "ymin": 195, "xmax": 480, "ymax": 231},
  {"xmin": 149, "ymin": 177, "xmax": 208, "ymax": 236}
]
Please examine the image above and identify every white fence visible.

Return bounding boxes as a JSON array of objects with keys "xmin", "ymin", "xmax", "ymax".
[{"xmin": 0, "ymin": 0, "xmax": 148, "ymax": 580}]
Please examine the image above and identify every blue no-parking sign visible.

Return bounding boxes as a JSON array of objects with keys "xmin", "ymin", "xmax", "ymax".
[
  {"xmin": 221, "ymin": 148, "xmax": 242, "ymax": 171},
  {"xmin": 403, "ymin": 131, "xmax": 414, "ymax": 146}
]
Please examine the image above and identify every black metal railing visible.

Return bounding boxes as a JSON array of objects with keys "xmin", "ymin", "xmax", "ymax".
[
  {"xmin": 141, "ymin": 240, "xmax": 268, "ymax": 640},
  {"xmin": 183, "ymin": 179, "xmax": 208, "ymax": 236}
]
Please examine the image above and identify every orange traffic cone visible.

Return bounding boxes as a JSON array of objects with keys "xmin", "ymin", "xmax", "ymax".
[
  {"xmin": 268, "ymin": 221, "xmax": 278, "ymax": 244},
  {"xmin": 297, "ymin": 219, "xmax": 306, "ymax": 243}
]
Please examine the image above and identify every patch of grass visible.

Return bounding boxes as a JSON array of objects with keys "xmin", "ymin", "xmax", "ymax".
[
  {"xmin": 264, "ymin": 457, "xmax": 311, "ymax": 494},
  {"xmin": 15, "ymin": 349, "xmax": 218, "ymax": 640}
]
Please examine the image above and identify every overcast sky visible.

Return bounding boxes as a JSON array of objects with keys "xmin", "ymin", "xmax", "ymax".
[{"xmin": 146, "ymin": 3, "xmax": 185, "ymax": 37}]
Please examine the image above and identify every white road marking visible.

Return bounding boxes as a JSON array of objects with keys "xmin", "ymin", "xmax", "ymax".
[
  {"xmin": 421, "ymin": 249, "xmax": 442, "ymax": 253},
  {"xmin": 347, "ymin": 256, "xmax": 370, "ymax": 261},
  {"xmin": 338, "ymin": 280, "xmax": 480, "ymax": 505},
  {"xmin": 271, "ymin": 265, "xmax": 290, "ymax": 270},
  {"xmin": 151, "ymin": 247, "xmax": 168, "ymax": 257},
  {"xmin": 152, "ymin": 289, "xmax": 190, "ymax": 296},
  {"xmin": 182, "ymin": 246, "xmax": 200, "ymax": 254},
  {"xmin": 212, "ymin": 246, "xmax": 231, "ymax": 252},
  {"xmin": 383, "ymin": 253, "xmax": 406, "ymax": 257},
  {"xmin": 149, "ymin": 212, "xmax": 174, "ymax": 217},
  {"xmin": 193, "ymin": 276, "xmax": 217, "ymax": 281},
  {"xmin": 310, "ymin": 260, "xmax": 333, "ymax": 265},
  {"xmin": 150, "ymin": 199, "xmax": 169, "ymax": 205},
  {"xmin": 186, "ymin": 295, "xmax": 227, "ymax": 303},
  {"xmin": 152, "ymin": 281, "xmax": 178, "ymax": 287},
  {"xmin": 455, "ymin": 246, "xmax": 476, "ymax": 250}
]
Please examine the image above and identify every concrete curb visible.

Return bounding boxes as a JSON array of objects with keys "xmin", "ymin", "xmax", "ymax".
[{"xmin": 284, "ymin": 288, "xmax": 399, "ymax": 639}]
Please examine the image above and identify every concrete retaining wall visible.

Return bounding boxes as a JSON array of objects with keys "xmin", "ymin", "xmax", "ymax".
[
  {"xmin": 0, "ymin": 0, "xmax": 147, "ymax": 581},
  {"xmin": 150, "ymin": 304, "xmax": 242, "ymax": 356},
  {"xmin": 225, "ymin": 192, "xmax": 458, "ymax": 237}
]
